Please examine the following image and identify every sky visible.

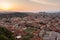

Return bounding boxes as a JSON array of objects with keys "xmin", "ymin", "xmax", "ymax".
[{"xmin": 0, "ymin": 0, "xmax": 60, "ymax": 12}]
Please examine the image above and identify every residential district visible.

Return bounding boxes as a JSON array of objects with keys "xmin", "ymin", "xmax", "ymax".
[{"xmin": 0, "ymin": 12, "xmax": 60, "ymax": 40}]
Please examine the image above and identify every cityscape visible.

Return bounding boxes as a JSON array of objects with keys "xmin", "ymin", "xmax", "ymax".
[
  {"xmin": 0, "ymin": 12, "xmax": 60, "ymax": 40},
  {"xmin": 0, "ymin": 0, "xmax": 60, "ymax": 40}
]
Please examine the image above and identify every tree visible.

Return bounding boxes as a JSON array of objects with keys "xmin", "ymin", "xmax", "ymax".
[{"xmin": 0, "ymin": 26, "xmax": 16, "ymax": 40}]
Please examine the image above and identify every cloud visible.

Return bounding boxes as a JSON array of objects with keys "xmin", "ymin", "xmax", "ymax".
[{"xmin": 29, "ymin": 0, "xmax": 60, "ymax": 6}]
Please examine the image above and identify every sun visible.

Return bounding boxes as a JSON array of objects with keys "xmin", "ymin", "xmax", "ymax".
[{"xmin": 0, "ymin": 2, "xmax": 12, "ymax": 10}]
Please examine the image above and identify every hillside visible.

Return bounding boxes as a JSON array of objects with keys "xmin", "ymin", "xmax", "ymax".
[
  {"xmin": 0, "ymin": 26, "xmax": 16, "ymax": 40},
  {"xmin": 0, "ymin": 12, "xmax": 28, "ymax": 18}
]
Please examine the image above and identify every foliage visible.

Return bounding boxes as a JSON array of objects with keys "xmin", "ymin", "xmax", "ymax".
[
  {"xmin": 0, "ymin": 26, "xmax": 16, "ymax": 40},
  {"xmin": 22, "ymin": 33, "xmax": 34, "ymax": 40},
  {"xmin": 22, "ymin": 27, "xmax": 34, "ymax": 40}
]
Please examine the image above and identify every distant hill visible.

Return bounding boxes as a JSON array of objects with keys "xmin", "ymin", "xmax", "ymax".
[
  {"xmin": 37, "ymin": 12, "xmax": 60, "ymax": 17},
  {"xmin": 0, "ymin": 12, "xmax": 28, "ymax": 18},
  {"xmin": 0, "ymin": 12, "xmax": 60, "ymax": 18}
]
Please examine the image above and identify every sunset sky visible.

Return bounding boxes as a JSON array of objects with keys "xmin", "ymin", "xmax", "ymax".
[{"xmin": 0, "ymin": 0, "xmax": 60, "ymax": 12}]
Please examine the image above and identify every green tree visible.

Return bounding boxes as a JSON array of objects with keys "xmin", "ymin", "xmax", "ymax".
[{"xmin": 0, "ymin": 26, "xmax": 16, "ymax": 40}]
